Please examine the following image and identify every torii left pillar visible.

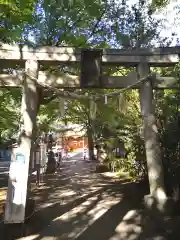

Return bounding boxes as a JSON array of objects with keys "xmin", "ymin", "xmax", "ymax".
[{"xmin": 4, "ymin": 60, "xmax": 39, "ymax": 224}]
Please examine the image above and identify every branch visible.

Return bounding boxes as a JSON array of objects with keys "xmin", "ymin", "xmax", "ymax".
[
  {"xmin": 77, "ymin": 3, "xmax": 107, "ymax": 47},
  {"xmin": 41, "ymin": 93, "xmax": 57, "ymax": 105},
  {"xmin": 88, "ymin": 8, "xmax": 107, "ymax": 39}
]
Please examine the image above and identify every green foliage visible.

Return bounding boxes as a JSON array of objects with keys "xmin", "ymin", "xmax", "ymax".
[
  {"xmin": 37, "ymin": 97, "xmax": 63, "ymax": 133},
  {"xmin": 64, "ymin": 86, "xmax": 147, "ymax": 179},
  {"xmin": 0, "ymin": 0, "xmax": 36, "ymax": 43},
  {"xmin": 150, "ymin": 0, "xmax": 170, "ymax": 10},
  {"xmin": 26, "ymin": 0, "xmax": 107, "ymax": 47},
  {"xmin": 0, "ymin": 88, "xmax": 21, "ymax": 142},
  {"xmin": 154, "ymin": 64, "xmax": 180, "ymax": 195}
]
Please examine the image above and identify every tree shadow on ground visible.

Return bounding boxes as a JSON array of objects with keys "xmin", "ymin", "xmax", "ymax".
[
  {"xmin": 75, "ymin": 184, "xmax": 176, "ymax": 240},
  {"xmin": 0, "ymin": 187, "xmax": 105, "ymax": 239},
  {"xmin": 29, "ymin": 181, "xmax": 180, "ymax": 240},
  {"xmin": 1, "ymin": 160, "xmax": 180, "ymax": 240}
]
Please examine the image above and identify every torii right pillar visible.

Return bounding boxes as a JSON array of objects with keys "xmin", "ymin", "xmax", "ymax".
[{"xmin": 138, "ymin": 62, "xmax": 168, "ymax": 212}]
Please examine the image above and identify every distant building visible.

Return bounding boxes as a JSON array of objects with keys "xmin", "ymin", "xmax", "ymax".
[{"xmin": 53, "ymin": 123, "xmax": 88, "ymax": 152}]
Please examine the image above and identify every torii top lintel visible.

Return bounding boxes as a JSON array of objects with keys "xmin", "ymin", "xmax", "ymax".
[{"xmin": 0, "ymin": 44, "xmax": 179, "ymax": 66}]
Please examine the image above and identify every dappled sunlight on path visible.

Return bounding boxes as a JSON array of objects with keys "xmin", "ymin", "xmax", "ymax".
[{"xmin": 3, "ymin": 157, "xmax": 180, "ymax": 240}]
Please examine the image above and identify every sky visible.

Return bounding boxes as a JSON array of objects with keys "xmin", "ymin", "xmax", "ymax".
[{"xmin": 153, "ymin": 0, "xmax": 180, "ymax": 45}]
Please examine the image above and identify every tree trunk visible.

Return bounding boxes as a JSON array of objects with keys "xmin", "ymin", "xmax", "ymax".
[
  {"xmin": 46, "ymin": 150, "xmax": 56, "ymax": 174},
  {"xmin": 46, "ymin": 133, "xmax": 56, "ymax": 173},
  {"xmin": 87, "ymin": 125, "xmax": 95, "ymax": 160}
]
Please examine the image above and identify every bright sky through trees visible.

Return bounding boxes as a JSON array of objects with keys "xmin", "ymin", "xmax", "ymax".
[
  {"xmin": 153, "ymin": 0, "xmax": 180, "ymax": 45},
  {"xmin": 127, "ymin": 0, "xmax": 180, "ymax": 45}
]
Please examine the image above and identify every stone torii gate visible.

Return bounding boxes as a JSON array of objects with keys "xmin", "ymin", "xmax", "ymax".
[{"xmin": 0, "ymin": 45, "xmax": 179, "ymax": 222}]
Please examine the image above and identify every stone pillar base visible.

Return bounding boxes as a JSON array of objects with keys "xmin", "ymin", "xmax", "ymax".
[{"xmin": 144, "ymin": 194, "xmax": 174, "ymax": 216}]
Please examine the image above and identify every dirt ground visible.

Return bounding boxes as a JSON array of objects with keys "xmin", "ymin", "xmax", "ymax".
[{"xmin": 0, "ymin": 158, "xmax": 180, "ymax": 240}]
